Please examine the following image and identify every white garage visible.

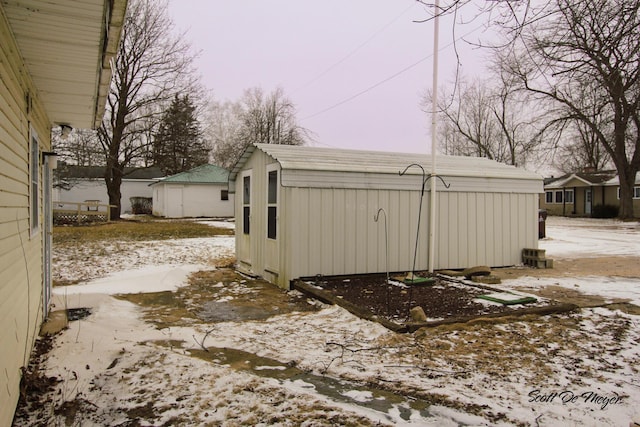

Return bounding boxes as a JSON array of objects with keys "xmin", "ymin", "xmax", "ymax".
[{"xmin": 152, "ymin": 164, "xmax": 234, "ymax": 218}]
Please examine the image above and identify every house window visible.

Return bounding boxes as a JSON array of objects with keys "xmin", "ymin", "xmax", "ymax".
[
  {"xmin": 221, "ymin": 189, "xmax": 229, "ymax": 201},
  {"xmin": 30, "ymin": 131, "xmax": 39, "ymax": 235},
  {"xmin": 267, "ymin": 169, "xmax": 278, "ymax": 239},
  {"xmin": 552, "ymin": 190, "xmax": 573, "ymax": 204},
  {"xmin": 555, "ymin": 191, "xmax": 563, "ymax": 203},
  {"xmin": 545, "ymin": 191, "xmax": 553, "ymax": 204},
  {"xmin": 619, "ymin": 186, "xmax": 640, "ymax": 199},
  {"xmin": 564, "ymin": 190, "xmax": 574, "ymax": 204},
  {"xmin": 243, "ymin": 175, "xmax": 250, "ymax": 234}
]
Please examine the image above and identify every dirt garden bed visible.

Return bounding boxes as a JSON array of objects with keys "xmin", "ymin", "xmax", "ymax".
[{"xmin": 294, "ymin": 272, "xmax": 577, "ymax": 332}]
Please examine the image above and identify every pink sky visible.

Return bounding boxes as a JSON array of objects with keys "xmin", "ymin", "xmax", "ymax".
[{"xmin": 168, "ymin": 0, "xmax": 495, "ymax": 154}]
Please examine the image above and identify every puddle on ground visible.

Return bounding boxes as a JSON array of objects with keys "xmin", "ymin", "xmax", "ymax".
[
  {"xmin": 197, "ymin": 301, "xmax": 278, "ymax": 322},
  {"xmin": 187, "ymin": 346, "xmax": 434, "ymax": 424},
  {"xmin": 67, "ymin": 307, "xmax": 92, "ymax": 321}
]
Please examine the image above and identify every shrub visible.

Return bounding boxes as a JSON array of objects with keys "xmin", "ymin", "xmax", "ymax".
[
  {"xmin": 591, "ymin": 204, "xmax": 619, "ymax": 218},
  {"xmin": 130, "ymin": 197, "xmax": 152, "ymax": 214}
]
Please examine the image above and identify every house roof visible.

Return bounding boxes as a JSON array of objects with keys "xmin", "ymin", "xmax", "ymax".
[
  {"xmin": 153, "ymin": 164, "xmax": 230, "ymax": 185},
  {"xmin": 603, "ymin": 173, "xmax": 640, "ymax": 186},
  {"xmin": 62, "ymin": 165, "xmax": 164, "ymax": 180},
  {"xmin": 3, "ymin": 0, "xmax": 127, "ymax": 129},
  {"xmin": 544, "ymin": 170, "xmax": 617, "ymax": 189},
  {"xmin": 230, "ymin": 144, "xmax": 543, "ymax": 194}
]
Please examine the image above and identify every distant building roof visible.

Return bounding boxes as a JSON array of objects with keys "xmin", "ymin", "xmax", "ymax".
[
  {"xmin": 544, "ymin": 170, "xmax": 618, "ymax": 188},
  {"xmin": 152, "ymin": 164, "xmax": 230, "ymax": 185},
  {"xmin": 61, "ymin": 165, "xmax": 165, "ymax": 180}
]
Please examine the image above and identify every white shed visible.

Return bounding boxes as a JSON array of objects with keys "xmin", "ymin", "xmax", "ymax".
[
  {"xmin": 152, "ymin": 164, "xmax": 234, "ymax": 218},
  {"xmin": 229, "ymin": 144, "xmax": 543, "ymax": 289}
]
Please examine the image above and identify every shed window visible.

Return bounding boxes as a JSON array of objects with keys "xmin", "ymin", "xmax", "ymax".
[
  {"xmin": 243, "ymin": 175, "xmax": 250, "ymax": 234},
  {"xmin": 30, "ymin": 132, "xmax": 39, "ymax": 235},
  {"xmin": 221, "ymin": 189, "xmax": 229, "ymax": 201},
  {"xmin": 545, "ymin": 191, "xmax": 553, "ymax": 204},
  {"xmin": 267, "ymin": 170, "xmax": 278, "ymax": 239}
]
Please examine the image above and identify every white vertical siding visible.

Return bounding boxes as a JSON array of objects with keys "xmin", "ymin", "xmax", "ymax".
[
  {"xmin": 287, "ymin": 188, "xmax": 427, "ymax": 283},
  {"xmin": 284, "ymin": 188, "xmax": 538, "ymax": 284},
  {"xmin": 152, "ymin": 186, "xmax": 164, "ymax": 216},
  {"xmin": 434, "ymin": 192, "xmax": 538, "ymax": 269},
  {"xmin": 182, "ymin": 184, "xmax": 233, "ymax": 218}
]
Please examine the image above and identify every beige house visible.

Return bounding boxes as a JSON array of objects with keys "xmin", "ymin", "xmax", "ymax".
[
  {"xmin": 230, "ymin": 144, "xmax": 543, "ymax": 289},
  {"xmin": 540, "ymin": 171, "xmax": 640, "ymax": 217},
  {"xmin": 0, "ymin": 1, "xmax": 126, "ymax": 424}
]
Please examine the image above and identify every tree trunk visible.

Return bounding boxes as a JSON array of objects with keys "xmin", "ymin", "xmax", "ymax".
[
  {"xmin": 105, "ymin": 164, "xmax": 123, "ymax": 220},
  {"xmin": 617, "ymin": 167, "xmax": 637, "ymax": 219}
]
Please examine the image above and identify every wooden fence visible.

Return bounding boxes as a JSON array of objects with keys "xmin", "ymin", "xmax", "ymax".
[{"xmin": 53, "ymin": 201, "xmax": 117, "ymax": 225}]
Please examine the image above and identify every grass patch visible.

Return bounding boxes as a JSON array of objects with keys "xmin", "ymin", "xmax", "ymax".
[{"xmin": 53, "ymin": 220, "xmax": 233, "ymax": 244}]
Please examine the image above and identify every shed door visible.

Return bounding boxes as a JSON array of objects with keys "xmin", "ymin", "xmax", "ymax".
[
  {"xmin": 237, "ymin": 172, "xmax": 253, "ymax": 268},
  {"xmin": 167, "ymin": 186, "xmax": 183, "ymax": 218},
  {"xmin": 264, "ymin": 166, "xmax": 279, "ymax": 274}
]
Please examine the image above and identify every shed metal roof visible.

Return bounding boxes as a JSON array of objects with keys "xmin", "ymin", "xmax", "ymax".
[
  {"xmin": 153, "ymin": 164, "xmax": 229, "ymax": 185},
  {"xmin": 230, "ymin": 144, "xmax": 543, "ymax": 194},
  {"xmin": 231, "ymin": 143, "xmax": 541, "ymax": 181}
]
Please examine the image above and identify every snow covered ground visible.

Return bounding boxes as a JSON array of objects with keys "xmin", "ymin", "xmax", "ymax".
[{"xmin": 15, "ymin": 217, "xmax": 640, "ymax": 426}]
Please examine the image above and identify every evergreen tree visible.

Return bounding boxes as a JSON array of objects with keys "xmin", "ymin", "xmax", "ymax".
[{"xmin": 153, "ymin": 94, "xmax": 209, "ymax": 175}]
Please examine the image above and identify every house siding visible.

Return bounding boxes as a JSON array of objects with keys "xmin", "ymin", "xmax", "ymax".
[
  {"xmin": 54, "ymin": 178, "xmax": 157, "ymax": 213},
  {"xmin": 1, "ymin": 6, "xmax": 51, "ymax": 425}
]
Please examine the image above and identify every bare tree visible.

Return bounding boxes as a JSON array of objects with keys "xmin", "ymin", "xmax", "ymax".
[
  {"xmin": 52, "ymin": 127, "xmax": 103, "ymax": 167},
  {"xmin": 428, "ymin": 76, "xmax": 543, "ymax": 167},
  {"xmin": 209, "ymin": 87, "xmax": 310, "ymax": 169},
  {"xmin": 207, "ymin": 101, "xmax": 246, "ymax": 169},
  {"xmin": 98, "ymin": 0, "xmax": 199, "ymax": 219},
  {"xmin": 51, "ymin": 127, "xmax": 104, "ymax": 190},
  {"xmin": 551, "ymin": 89, "xmax": 613, "ymax": 173},
  {"xmin": 496, "ymin": 0, "xmax": 640, "ymax": 218}
]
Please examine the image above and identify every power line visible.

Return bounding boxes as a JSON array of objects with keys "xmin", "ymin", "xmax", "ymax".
[
  {"xmin": 300, "ymin": 22, "xmax": 487, "ymax": 121},
  {"xmin": 293, "ymin": 3, "xmax": 417, "ymax": 94}
]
